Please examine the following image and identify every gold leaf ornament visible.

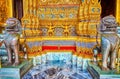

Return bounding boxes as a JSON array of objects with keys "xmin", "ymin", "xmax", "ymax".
[{"xmin": 41, "ymin": 0, "xmax": 46, "ymax": 2}]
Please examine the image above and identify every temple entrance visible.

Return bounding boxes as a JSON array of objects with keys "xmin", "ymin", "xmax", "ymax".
[{"xmin": 0, "ymin": 0, "xmax": 120, "ymax": 79}]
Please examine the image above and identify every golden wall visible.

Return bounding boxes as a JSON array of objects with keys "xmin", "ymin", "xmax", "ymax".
[
  {"xmin": 21, "ymin": 0, "xmax": 101, "ymax": 38},
  {"xmin": 20, "ymin": 0, "xmax": 101, "ymax": 58},
  {"xmin": 22, "ymin": 0, "xmax": 81, "ymax": 37},
  {"xmin": 0, "ymin": 0, "xmax": 13, "ymax": 26}
]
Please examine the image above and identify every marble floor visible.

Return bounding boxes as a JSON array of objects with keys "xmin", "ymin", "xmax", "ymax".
[{"xmin": 22, "ymin": 61, "xmax": 92, "ymax": 79}]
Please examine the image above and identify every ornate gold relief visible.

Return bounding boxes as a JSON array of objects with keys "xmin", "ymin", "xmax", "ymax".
[
  {"xmin": 38, "ymin": 0, "xmax": 80, "ymax": 5},
  {"xmin": 89, "ymin": 0, "xmax": 101, "ymax": 21},
  {"xmin": 21, "ymin": 0, "xmax": 101, "ymax": 57},
  {"xmin": 84, "ymin": 0, "xmax": 90, "ymax": 20},
  {"xmin": 78, "ymin": 0, "xmax": 84, "ymax": 21},
  {"xmin": 0, "ymin": 0, "xmax": 13, "ymax": 26},
  {"xmin": 22, "ymin": 0, "xmax": 80, "ymax": 37},
  {"xmin": 77, "ymin": 0, "xmax": 101, "ymax": 36}
]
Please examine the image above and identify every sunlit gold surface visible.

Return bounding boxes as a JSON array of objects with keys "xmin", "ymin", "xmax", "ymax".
[
  {"xmin": 116, "ymin": 0, "xmax": 120, "ymax": 73},
  {"xmin": 76, "ymin": 0, "xmax": 101, "ymax": 36},
  {"xmin": 116, "ymin": 0, "xmax": 120, "ymax": 23},
  {"xmin": 21, "ymin": 0, "xmax": 101, "ymax": 37},
  {"xmin": 0, "ymin": 0, "xmax": 119, "ymax": 73},
  {"xmin": 0, "ymin": 0, "xmax": 102, "ymax": 59},
  {"xmin": 0, "ymin": 1, "xmax": 103, "ymax": 62},
  {"xmin": 21, "ymin": 36, "xmax": 99, "ymax": 42},
  {"xmin": 0, "ymin": 0, "xmax": 13, "ymax": 26},
  {"xmin": 20, "ymin": 0, "xmax": 102, "ymax": 60}
]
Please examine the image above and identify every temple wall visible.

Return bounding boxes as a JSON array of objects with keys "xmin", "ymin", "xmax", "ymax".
[{"xmin": 0, "ymin": 0, "xmax": 13, "ymax": 25}]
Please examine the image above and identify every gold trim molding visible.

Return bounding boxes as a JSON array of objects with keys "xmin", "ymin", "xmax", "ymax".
[{"xmin": 116, "ymin": 0, "xmax": 120, "ymax": 23}]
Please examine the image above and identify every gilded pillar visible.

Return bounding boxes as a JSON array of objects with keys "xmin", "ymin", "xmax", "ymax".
[
  {"xmin": 7, "ymin": 0, "xmax": 13, "ymax": 17},
  {"xmin": 116, "ymin": 0, "xmax": 120, "ymax": 74},
  {"xmin": 116, "ymin": 0, "xmax": 120, "ymax": 23},
  {"xmin": 23, "ymin": 0, "xmax": 29, "ymax": 16},
  {"xmin": 77, "ymin": 0, "xmax": 84, "ymax": 35},
  {"xmin": 88, "ymin": 0, "xmax": 101, "ymax": 36},
  {"xmin": 29, "ymin": 0, "xmax": 33, "ymax": 15}
]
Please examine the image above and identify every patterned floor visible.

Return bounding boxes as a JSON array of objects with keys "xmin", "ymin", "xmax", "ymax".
[{"xmin": 22, "ymin": 61, "xmax": 92, "ymax": 79}]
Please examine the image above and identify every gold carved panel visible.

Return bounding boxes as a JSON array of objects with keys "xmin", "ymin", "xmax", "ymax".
[
  {"xmin": 0, "ymin": 0, "xmax": 13, "ymax": 26},
  {"xmin": 22, "ymin": 0, "xmax": 101, "ymax": 38},
  {"xmin": 22, "ymin": 0, "xmax": 80, "ymax": 37}
]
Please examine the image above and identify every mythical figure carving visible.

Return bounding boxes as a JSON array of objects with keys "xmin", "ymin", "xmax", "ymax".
[
  {"xmin": 0, "ymin": 18, "xmax": 21, "ymax": 66},
  {"xmin": 100, "ymin": 15, "xmax": 119, "ymax": 70}
]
